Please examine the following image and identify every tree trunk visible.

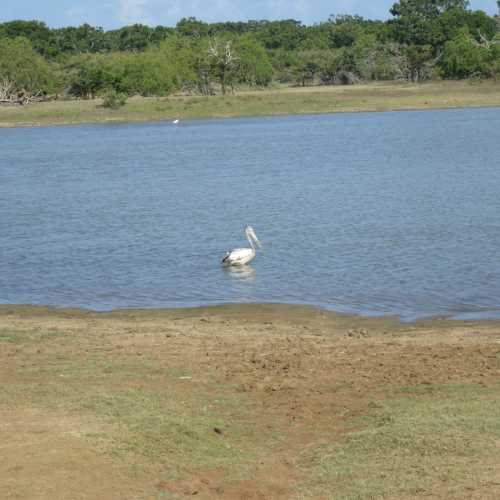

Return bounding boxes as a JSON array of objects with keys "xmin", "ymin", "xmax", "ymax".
[{"xmin": 221, "ymin": 69, "xmax": 226, "ymax": 95}]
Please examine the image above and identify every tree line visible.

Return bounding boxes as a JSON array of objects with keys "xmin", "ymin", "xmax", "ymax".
[{"xmin": 0, "ymin": 0, "xmax": 499, "ymax": 104}]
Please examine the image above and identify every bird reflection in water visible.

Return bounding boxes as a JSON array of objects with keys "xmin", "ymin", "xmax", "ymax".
[{"xmin": 223, "ymin": 265, "xmax": 256, "ymax": 282}]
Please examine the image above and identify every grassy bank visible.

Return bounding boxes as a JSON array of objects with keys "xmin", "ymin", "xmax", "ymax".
[
  {"xmin": 1, "ymin": 305, "xmax": 500, "ymax": 499},
  {"xmin": 1, "ymin": 80, "xmax": 499, "ymax": 128}
]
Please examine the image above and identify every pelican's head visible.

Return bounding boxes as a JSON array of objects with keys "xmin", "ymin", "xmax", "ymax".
[{"xmin": 245, "ymin": 225, "xmax": 261, "ymax": 249}]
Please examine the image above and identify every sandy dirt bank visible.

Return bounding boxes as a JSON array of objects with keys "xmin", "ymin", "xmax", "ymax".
[{"xmin": 1, "ymin": 304, "xmax": 499, "ymax": 499}]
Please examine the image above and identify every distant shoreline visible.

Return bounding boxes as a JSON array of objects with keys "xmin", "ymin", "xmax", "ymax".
[
  {"xmin": 1, "ymin": 103, "xmax": 500, "ymax": 130},
  {"xmin": 1, "ymin": 80, "xmax": 499, "ymax": 129}
]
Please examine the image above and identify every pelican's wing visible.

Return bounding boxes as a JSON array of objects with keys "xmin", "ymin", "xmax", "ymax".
[{"xmin": 225, "ymin": 248, "xmax": 253, "ymax": 263}]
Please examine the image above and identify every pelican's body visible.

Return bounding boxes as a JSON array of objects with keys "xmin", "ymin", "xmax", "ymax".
[{"xmin": 222, "ymin": 226, "xmax": 261, "ymax": 266}]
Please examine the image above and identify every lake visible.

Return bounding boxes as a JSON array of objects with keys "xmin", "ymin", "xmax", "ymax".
[{"xmin": 1, "ymin": 108, "xmax": 500, "ymax": 321}]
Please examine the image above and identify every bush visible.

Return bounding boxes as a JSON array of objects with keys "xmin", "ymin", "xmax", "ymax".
[
  {"xmin": 440, "ymin": 30, "xmax": 490, "ymax": 78},
  {"xmin": 102, "ymin": 89, "xmax": 127, "ymax": 108},
  {"xmin": 0, "ymin": 37, "xmax": 59, "ymax": 97}
]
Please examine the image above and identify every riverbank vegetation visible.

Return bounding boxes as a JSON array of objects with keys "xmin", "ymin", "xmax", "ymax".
[{"xmin": 0, "ymin": 0, "xmax": 499, "ymax": 108}]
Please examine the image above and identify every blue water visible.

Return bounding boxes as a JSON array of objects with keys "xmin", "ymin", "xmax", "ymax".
[{"xmin": 1, "ymin": 108, "xmax": 500, "ymax": 321}]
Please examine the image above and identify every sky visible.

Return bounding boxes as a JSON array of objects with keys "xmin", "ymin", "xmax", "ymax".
[{"xmin": 1, "ymin": 0, "xmax": 498, "ymax": 29}]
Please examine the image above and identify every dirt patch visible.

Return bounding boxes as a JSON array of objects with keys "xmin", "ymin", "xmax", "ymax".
[
  {"xmin": 0, "ymin": 408, "xmax": 152, "ymax": 500},
  {"xmin": 1, "ymin": 305, "xmax": 499, "ymax": 499}
]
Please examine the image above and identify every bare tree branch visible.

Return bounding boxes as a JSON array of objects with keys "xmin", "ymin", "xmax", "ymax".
[{"xmin": 0, "ymin": 79, "xmax": 46, "ymax": 106}]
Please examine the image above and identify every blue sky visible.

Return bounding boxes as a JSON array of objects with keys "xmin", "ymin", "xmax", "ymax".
[{"xmin": 1, "ymin": 0, "xmax": 498, "ymax": 29}]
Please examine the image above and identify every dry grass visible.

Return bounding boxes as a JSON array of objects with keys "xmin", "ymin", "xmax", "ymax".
[
  {"xmin": 1, "ymin": 80, "xmax": 499, "ymax": 128},
  {"xmin": 1, "ymin": 305, "xmax": 500, "ymax": 499}
]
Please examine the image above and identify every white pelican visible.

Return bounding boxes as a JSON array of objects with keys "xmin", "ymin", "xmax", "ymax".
[
  {"xmin": 172, "ymin": 119, "xmax": 179, "ymax": 124},
  {"xmin": 222, "ymin": 226, "xmax": 262, "ymax": 266}
]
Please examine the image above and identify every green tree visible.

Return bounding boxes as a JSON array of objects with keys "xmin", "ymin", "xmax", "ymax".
[
  {"xmin": 176, "ymin": 17, "xmax": 209, "ymax": 38},
  {"xmin": 155, "ymin": 36, "xmax": 204, "ymax": 93},
  {"xmin": 0, "ymin": 20, "xmax": 57, "ymax": 58},
  {"xmin": 389, "ymin": 0, "xmax": 470, "ymax": 47},
  {"xmin": 234, "ymin": 35, "xmax": 273, "ymax": 86},
  {"xmin": 403, "ymin": 44, "xmax": 434, "ymax": 81},
  {"xmin": 66, "ymin": 54, "xmax": 107, "ymax": 98},
  {"xmin": 107, "ymin": 24, "xmax": 171, "ymax": 52},
  {"xmin": 53, "ymin": 24, "xmax": 109, "ymax": 54},
  {"xmin": 327, "ymin": 15, "xmax": 365, "ymax": 48},
  {"xmin": 123, "ymin": 45, "xmax": 179, "ymax": 95},
  {"xmin": 441, "ymin": 29, "xmax": 491, "ymax": 78},
  {"xmin": 318, "ymin": 49, "xmax": 345, "ymax": 83},
  {"xmin": 268, "ymin": 49, "xmax": 299, "ymax": 83},
  {"xmin": 297, "ymin": 25, "xmax": 329, "ymax": 50},
  {"xmin": 293, "ymin": 50, "xmax": 323, "ymax": 86},
  {"xmin": 0, "ymin": 37, "xmax": 59, "ymax": 100},
  {"xmin": 257, "ymin": 20, "xmax": 304, "ymax": 50}
]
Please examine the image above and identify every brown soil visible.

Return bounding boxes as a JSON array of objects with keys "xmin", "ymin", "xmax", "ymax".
[{"xmin": 1, "ymin": 304, "xmax": 499, "ymax": 499}]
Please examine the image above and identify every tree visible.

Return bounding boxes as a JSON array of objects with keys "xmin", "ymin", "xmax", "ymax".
[
  {"xmin": 234, "ymin": 35, "xmax": 273, "ymax": 86},
  {"xmin": 66, "ymin": 55, "xmax": 106, "ymax": 98},
  {"xmin": 299, "ymin": 24, "xmax": 330, "ymax": 50},
  {"xmin": 293, "ymin": 50, "xmax": 323, "ymax": 86},
  {"xmin": 207, "ymin": 37, "xmax": 239, "ymax": 94},
  {"xmin": 106, "ymin": 24, "xmax": 171, "ymax": 52},
  {"xmin": 257, "ymin": 20, "xmax": 304, "ymax": 50},
  {"xmin": 327, "ymin": 15, "xmax": 364, "ymax": 48},
  {"xmin": 463, "ymin": 10, "xmax": 497, "ymax": 41},
  {"xmin": 268, "ymin": 49, "xmax": 299, "ymax": 83},
  {"xmin": 403, "ymin": 44, "xmax": 434, "ymax": 81},
  {"xmin": 497, "ymin": 2, "xmax": 500, "ymax": 38},
  {"xmin": 0, "ymin": 20, "xmax": 57, "ymax": 58},
  {"xmin": 53, "ymin": 24, "xmax": 109, "ymax": 54},
  {"xmin": 0, "ymin": 37, "xmax": 59, "ymax": 102},
  {"xmin": 113, "ymin": 52, "xmax": 174, "ymax": 96},
  {"xmin": 176, "ymin": 17, "xmax": 209, "ymax": 38},
  {"xmin": 153, "ymin": 36, "xmax": 202, "ymax": 94},
  {"xmin": 440, "ymin": 29, "xmax": 493, "ymax": 78},
  {"xmin": 389, "ymin": 0, "xmax": 470, "ymax": 47},
  {"xmin": 390, "ymin": 0, "xmax": 469, "ymax": 19}
]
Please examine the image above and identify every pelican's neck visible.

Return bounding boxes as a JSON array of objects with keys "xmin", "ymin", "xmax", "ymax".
[{"xmin": 246, "ymin": 232, "xmax": 255, "ymax": 251}]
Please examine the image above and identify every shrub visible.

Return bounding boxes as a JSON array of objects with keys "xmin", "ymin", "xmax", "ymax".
[
  {"xmin": 440, "ymin": 30, "xmax": 491, "ymax": 78},
  {"xmin": 102, "ymin": 89, "xmax": 127, "ymax": 109}
]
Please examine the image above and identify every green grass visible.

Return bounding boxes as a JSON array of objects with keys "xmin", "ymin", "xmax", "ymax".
[
  {"xmin": 1, "ymin": 80, "xmax": 499, "ymax": 128},
  {"xmin": 79, "ymin": 388, "xmax": 252, "ymax": 469},
  {"xmin": 0, "ymin": 328, "xmax": 66, "ymax": 344},
  {"xmin": 0, "ymin": 351, "xmax": 279, "ymax": 478},
  {"xmin": 298, "ymin": 383, "xmax": 500, "ymax": 499}
]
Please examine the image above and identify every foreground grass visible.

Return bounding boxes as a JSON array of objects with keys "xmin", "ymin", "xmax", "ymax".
[
  {"xmin": 2, "ymin": 314, "xmax": 500, "ymax": 499},
  {"xmin": 299, "ymin": 383, "xmax": 500, "ymax": 499},
  {"xmin": 0, "ymin": 327, "xmax": 66, "ymax": 344},
  {"xmin": 0, "ymin": 336, "xmax": 273, "ymax": 481},
  {"xmin": 0, "ymin": 80, "xmax": 499, "ymax": 128}
]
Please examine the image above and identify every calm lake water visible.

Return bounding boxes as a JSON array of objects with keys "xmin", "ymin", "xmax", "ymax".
[{"xmin": 1, "ymin": 108, "xmax": 500, "ymax": 321}]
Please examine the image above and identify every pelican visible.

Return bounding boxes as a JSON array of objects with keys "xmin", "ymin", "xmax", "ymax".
[
  {"xmin": 172, "ymin": 119, "xmax": 179, "ymax": 124},
  {"xmin": 222, "ymin": 226, "xmax": 262, "ymax": 266}
]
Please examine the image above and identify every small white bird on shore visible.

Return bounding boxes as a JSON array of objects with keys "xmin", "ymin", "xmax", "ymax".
[
  {"xmin": 222, "ymin": 226, "xmax": 262, "ymax": 266},
  {"xmin": 172, "ymin": 119, "xmax": 179, "ymax": 124}
]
